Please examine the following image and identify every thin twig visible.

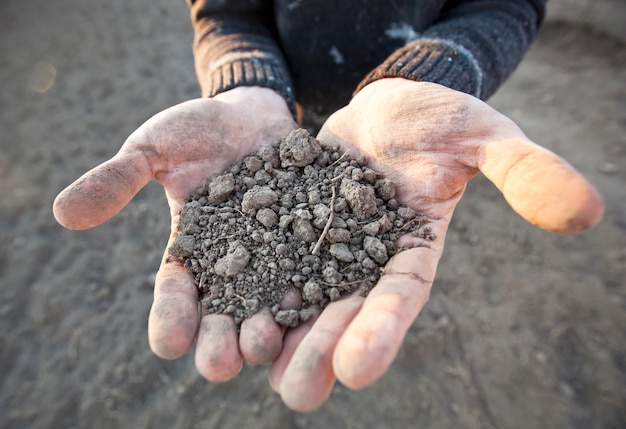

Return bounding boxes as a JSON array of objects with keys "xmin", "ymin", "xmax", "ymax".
[
  {"xmin": 329, "ymin": 149, "xmax": 350, "ymax": 167},
  {"xmin": 232, "ymin": 293, "xmax": 248, "ymax": 308},
  {"xmin": 331, "ymin": 172, "xmax": 345, "ymax": 182},
  {"xmin": 318, "ymin": 279, "xmax": 366, "ymax": 287},
  {"xmin": 216, "ymin": 234, "xmax": 236, "ymax": 241},
  {"xmin": 312, "ymin": 185, "xmax": 336, "ymax": 255},
  {"xmin": 400, "ymin": 216, "xmax": 425, "ymax": 231}
]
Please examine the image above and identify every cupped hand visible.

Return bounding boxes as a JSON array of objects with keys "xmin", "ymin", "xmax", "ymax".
[
  {"xmin": 53, "ymin": 87, "xmax": 298, "ymax": 379},
  {"xmin": 269, "ymin": 78, "xmax": 604, "ymax": 411}
]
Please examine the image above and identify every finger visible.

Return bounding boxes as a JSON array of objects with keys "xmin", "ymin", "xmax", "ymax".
[
  {"xmin": 268, "ymin": 306, "xmax": 320, "ymax": 393},
  {"xmin": 239, "ymin": 287, "xmax": 303, "ymax": 365},
  {"xmin": 478, "ymin": 137, "xmax": 604, "ymax": 233},
  {"xmin": 280, "ymin": 287, "xmax": 303, "ymax": 311},
  {"xmin": 53, "ymin": 148, "xmax": 153, "ymax": 230},
  {"xmin": 195, "ymin": 314, "xmax": 243, "ymax": 382},
  {"xmin": 279, "ymin": 295, "xmax": 364, "ymax": 412},
  {"xmin": 148, "ymin": 256, "xmax": 199, "ymax": 360},
  {"xmin": 239, "ymin": 308, "xmax": 283, "ymax": 365},
  {"xmin": 333, "ymin": 247, "xmax": 437, "ymax": 390}
]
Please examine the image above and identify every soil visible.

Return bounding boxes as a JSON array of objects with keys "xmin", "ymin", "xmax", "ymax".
[
  {"xmin": 169, "ymin": 129, "xmax": 431, "ymax": 328},
  {"xmin": 1, "ymin": 1, "xmax": 625, "ymax": 429}
]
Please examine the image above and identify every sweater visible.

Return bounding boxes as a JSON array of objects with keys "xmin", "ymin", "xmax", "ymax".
[{"xmin": 186, "ymin": 0, "xmax": 546, "ymax": 119}]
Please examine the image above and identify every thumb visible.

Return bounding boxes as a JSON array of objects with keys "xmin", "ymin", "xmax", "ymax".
[
  {"xmin": 53, "ymin": 148, "xmax": 153, "ymax": 230},
  {"xmin": 478, "ymin": 137, "xmax": 604, "ymax": 234}
]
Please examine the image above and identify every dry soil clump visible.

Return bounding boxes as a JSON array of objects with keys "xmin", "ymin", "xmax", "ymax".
[{"xmin": 169, "ymin": 129, "xmax": 434, "ymax": 328}]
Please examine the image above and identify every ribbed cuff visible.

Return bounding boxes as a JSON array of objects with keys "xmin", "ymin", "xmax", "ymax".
[
  {"xmin": 206, "ymin": 56, "xmax": 297, "ymax": 119},
  {"xmin": 355, "ymin": 39, "xmax": 483, "ymax": 99}
]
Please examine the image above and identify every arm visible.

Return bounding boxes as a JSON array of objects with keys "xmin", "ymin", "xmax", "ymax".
[
  {"xmin": 55, "ymin": 2, "xmax": 301, "ymax": 384},
  {"xmin": 187, "ymin": 0, "xmax": 296, "ymax": 115},
  {"xmin": 356, "ymin": 0, "xmax": 546, "ymax": 99},
  {"xmin": 271, "ymin": 78, "xmax": 603, "ymax": 412},
  {"xmin": 268, "ymin": 1, "xmax": 603, "ymax": 413}
]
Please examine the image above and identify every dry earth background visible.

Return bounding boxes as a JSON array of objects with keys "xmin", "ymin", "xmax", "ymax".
[{"xmin": 1, "ymin": 0, "xmax": 625, "ymax": 428}]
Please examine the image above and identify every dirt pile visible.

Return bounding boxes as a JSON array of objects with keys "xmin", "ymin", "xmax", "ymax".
[{"xmin": 169, "ymin": 129, "xmax": 434, "ymax": 328}]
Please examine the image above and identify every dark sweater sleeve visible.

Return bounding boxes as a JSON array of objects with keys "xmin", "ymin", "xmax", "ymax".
[
  {"xmin": 186, "ymin": 0, "xmax": 296, "ymax": 115},
  {"xmin": 356, "ymin": 0, "xmax": 546, "ymax": 100}
]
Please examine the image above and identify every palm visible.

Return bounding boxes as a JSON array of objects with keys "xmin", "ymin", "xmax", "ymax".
[
  {"xmin": 53, "ymin": 87, "xmax": 298, "ymax": 373},
  {"xmin": 54, "ymin": 90, "xmax": 296, "ymax": 228},
  {"xmin": 268, "ymin": 79, "xmax": 604, "ymax": 411},
  {"xmin": 132, "ymin": 99, "xmax": 256, "ymax": 210},
  {"xmin": 321, "ymin": 79, "xmax": 604, "ymax": 233}
]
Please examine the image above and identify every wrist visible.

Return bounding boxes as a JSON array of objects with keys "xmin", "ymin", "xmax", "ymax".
[
  {"xmin": 355, "ymin": 77, "xmax": 433, "ymax": 96},
  {"xmin": 204, "ymin": 57, "xmax": 296, "ymax": 118},
  {"xmin": 213, "ymin": 86, "xmax": 294, "ymax": 119},
  {"xmin": 354, "ymin": 39, "xmax": 483, "ymax": 99}
]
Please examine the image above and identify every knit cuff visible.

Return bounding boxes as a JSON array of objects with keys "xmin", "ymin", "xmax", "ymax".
[
  {"xmin": 355, "ymin": 39, "xmax": 483, "ymax": 99},
  {"xmin": 205, "ymin": 54, "xmax": 297, "ymax": 119}
]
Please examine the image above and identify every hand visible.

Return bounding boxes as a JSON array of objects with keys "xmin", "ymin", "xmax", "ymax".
[
  {"xmin": 268, "ymin": 78, "xmax": 604, "ymax": 411},
  {"xmin": 53, "ymin": 87, "xmax": 298, "ymax": 378}
]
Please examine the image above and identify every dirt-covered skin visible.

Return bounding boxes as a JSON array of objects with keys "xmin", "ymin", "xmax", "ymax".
[
  {"xmin": 3, "ymin": 1, "xmax": 625, "ymax": 427},
  {"xmin": 169, "ymin": 129, "xmax": 433, "ymax": 327}
]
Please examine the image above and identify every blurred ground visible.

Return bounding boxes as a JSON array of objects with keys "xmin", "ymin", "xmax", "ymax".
[{"xmin": 1, "ymin": 1, "xmax": 625, "ymax": 428}]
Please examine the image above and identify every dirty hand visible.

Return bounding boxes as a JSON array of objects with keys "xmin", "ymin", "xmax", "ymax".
[
  {"xmin": 268, "ymin": 78, "xmax": 604, "ymax": 411},
  {"xmin": 53, "ymin": 87, "xmax": 298, "ymax": 376}
]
